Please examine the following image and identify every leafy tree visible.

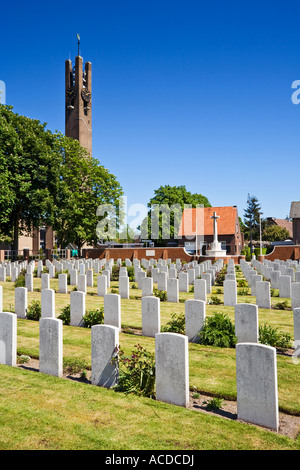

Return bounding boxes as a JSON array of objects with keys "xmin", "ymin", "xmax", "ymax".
[
  {"xmin": 0, "ymin": 105, "xmax": 61, "ymax": 252},
  {"xmin": 140, "ymin": 185, "xmax": 211, "ymax": 246},
  {"xmin": 0, "ymin": 105, "xmax": 123, "ymax": 254},
  {"xmin": 49, "ymin": 135, "xmax": 123, "ymax": 253},
  {"xmin": 262, "ymin": 225, "xmax": 291, "ymax": 242},
  {"xmin": 243, "ymin": 194, "xmax": 262, "ymax": 243}
]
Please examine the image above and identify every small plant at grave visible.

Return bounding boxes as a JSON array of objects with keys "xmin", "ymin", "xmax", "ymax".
[
  {"xmin": 153, "ymin": 288, "xmax": 167, "ymax": 302},
  {"xmin": 17, "ymin": 355, "xmax": 31, "ymax": 364},
  {"xmin": 14, "ymin": 274, "xmax": 25, "ymax": 288},
  {"xmin": 189, "ymin": 286, "xmax": 194, "ymax": 293},
  {"xmin": 58, "ymin": 304, "xmax": 71, "ymax": 325},
  {"xmin": 237, "ymin": 287, "xmax": 250, "ymax": 296},
  {"xmin": 83, "ymin": 307, "xmax": 104, "ymax": 328},
  {"xmin": 259, "ymin": 323, "xmax": 292, "ymax": 351},
  {"xmin": 72, "ymin": 286, "xmax": 78, "ymax": 291},
  {"xmin": 110, "ymin": 288, "xmax": 118, "ymax": 294},
  {"xmin": 111, "ymin": 265, "xmax": 120, "ymax": 281},
  {"xmin": 161, "ymin": 312, "xmax": 185, "ymax": 335},
  {"xmin": 237, "ymin": 279, "xmax": 247, "ymax": 288},
  {"xmin": 113, "ymin": 344, "xmax": 156, "ymax": 399},
  {"xmin": 273, "ymin": 300, "xmax": 290, "ymax": 311},
  {"xmin": 63, "ymin": 357, "xmax": 88, "ymax": 376},
  {"xmin": 203, "ymin": 397, "xmax": 224, "ymax": 410},
  {"xmin": 26, "ymin": 300, "xmax": 41, "ymax": 321},
  {"xmin": 80, "ymin": 370, "xmax": 88, "ymax": 380},
  {"xmin": 127, "ymin": 266, "xmax": 135, "ymax": 281},
  {"xmin": 198, "ymin": 313, "xmax": 237, "ymax": 348},
  {"xmin": 207, "ymin": 295, "xmax": 222, "ymax": 305},
  {"xmin": 214, "ymin": 268, "xmax": 227, "ymax": 286},
  {"xmin": 131, "ymin": 283, "xmax": 137, "ymax": 289},
  {"xmin": 192, "ymin": 386, "xmax": 200, "ymax": 399},
  {"xmin": 213, "ymin": 288, "xmax": 222, "ymax": 295},
  {"xmin": 270, "ymin": 288, "xmax": 279, "ymax": 298}
]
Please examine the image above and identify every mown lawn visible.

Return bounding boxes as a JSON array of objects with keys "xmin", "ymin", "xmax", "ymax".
[
  {"xmin": 0, "ymin": 364, "xmax": 299, "ymax": 450},
  {"xmin": 0, "ymin": 268, "xmax": 299, "ymax": 450}
]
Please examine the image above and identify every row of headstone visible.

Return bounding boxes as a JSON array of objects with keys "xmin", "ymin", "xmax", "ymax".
[
  {"xmin": 0, "ymin": 309, "xmax": 190, "ymax": 406},
  {"xmin": 0, "ymin": 307, "xmax": 283, "ymax": 431},
  {"xmin": 240, "ymin": 258, "xmax": 300, "ymax": 309}
]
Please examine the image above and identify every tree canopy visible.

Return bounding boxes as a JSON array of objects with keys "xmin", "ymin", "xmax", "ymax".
[
  {"xmin": 262, "ymin": 225, "xmax": 291, "ymax": 242},
  {"xmin": 0, "ymin": 105, "xmax": 123, "ymax": 252},
  {"xmin": 140, "ymin": 185, "xmax": 211, "ymax": 246}
]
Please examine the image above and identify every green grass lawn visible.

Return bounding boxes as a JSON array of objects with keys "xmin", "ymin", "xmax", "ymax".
[{"xmin": 0, "ymin": 269, "xmax": 299, "ymax": 450}]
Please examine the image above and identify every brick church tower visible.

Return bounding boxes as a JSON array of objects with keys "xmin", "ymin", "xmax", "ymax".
[{"xmin": 65, "ymin": 54, "xmax": 92, "ymax": 155}]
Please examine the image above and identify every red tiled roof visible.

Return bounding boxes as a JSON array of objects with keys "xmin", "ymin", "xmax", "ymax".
[
  {"xmin": 273, "ymin": 219, "xmax": 293, "ymax": 237},
  {"xmin": 178, "ymin": 206, "xmax": 238, "ymax": 236}
]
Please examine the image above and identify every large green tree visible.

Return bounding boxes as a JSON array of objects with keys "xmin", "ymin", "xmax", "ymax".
[
  {"xmin": 0, "ymin": 105, "xmax": 61, "ymax": 251},
  {"xmin": 140, "ymin": 185, "xmax": 211, "ymax": 246},
  {"xmin": 0, "ymin": 105, "xmax": 123, "ymax": 253},
  {"xmin": 50, "ymin": 134, "xmax": 123, "ymax": 253}
]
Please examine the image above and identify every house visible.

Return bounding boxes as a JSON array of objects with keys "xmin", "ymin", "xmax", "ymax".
[
  {"xmin": 290, "ymin": 202, "xmax": 300, "ymax": 245},
  {"xmin": 265, "ymin": 217, "xmax": 293, "ymax": 239},
  {"xmin": 177, "ymin": 206, "xmax": 244, "ymax": 255}
]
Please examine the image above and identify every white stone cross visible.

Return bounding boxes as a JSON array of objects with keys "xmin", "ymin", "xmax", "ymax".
[{"xmin": 211, "ymin": 211, "xmax": 220, "ymax": 243}]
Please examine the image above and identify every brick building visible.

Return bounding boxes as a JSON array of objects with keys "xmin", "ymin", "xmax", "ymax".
[
  {"xmin": 177, "ymin": 206, "xmax": 244, "ymax": 255},
  {"xmin": 290, "ymin": 202, "xmax": 300, "ymax": 245}
]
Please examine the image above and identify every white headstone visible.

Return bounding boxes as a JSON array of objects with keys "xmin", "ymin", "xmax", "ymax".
[
  {"xmin": 291, "ymin": 282, "xmax": 300, "ymax": 310},
  {"xmin": 15, "ymin": 287, "xmax": 27, "ymax": 318},
  {"xmin": 119, "ymin": 276, "xmax": 129, "ymax": 299},
  {"xmin": 194, "ymin": 279, "xmax": 207, "ymax": 303},
  {"xmin": 25, "ymin": 273, "xmax": 33, "ymax": 292},
  {"xmin": 41, "ymin": 273, "xmax": 50, "ymax": 290},
  {"xmin": 155, "ymin": 333, "xmax": 189, "ymax": 408},
  {"xmin": 91, "ymin": 325, "xmax": 119, "ymax": 388},
  {"xmin": 185, "ymin": 299, "xmax": 205, "ymax": 343},
  {"xmin": 178, "ymin": 272, "xmax": 188, "ymax": 293},
  {"xmin": 293, "ymin": 308, "xmax": 300, "ymax": 346},
  {"xmin": 91, "ymin": 324, "xmax": 119, "ymax": 388},
  {"xmin": 39, "ymin": 318, "xmax": 63, "ymax": 377},
  {"xmin": 157, "ymin": 272, "xmax": 167, "ymax": 291},
  {"xmin": 97, "ymin": 275, "xmax": 107, "ymax": 296},
  {"xmin": 256, "ymin": 281, "xmax": 271, "ymax": 309},
  {"xmin": 70, "ymin": 291, "xmax": 85, "ymax": 326},
  {"xmin": 58, "ymin": 273, "xmax": 68, "ymax": 294},
  {"xmin": 167, "ymin": 278, "xmax": 179, "ymax": 302},
  {"xmin": 0, "ymin": 312, "xmax": 17, "ymax": 366},
  {"xmin": 223, "ymin": 280, "xmax": 237, "ymax": 307},
  {"xmin": 104, "ymin": 294, "xmax": 121, "ymax": 330},
  {"xmin": 141, "ymin": 277, "xmax": 153, "ymax": 297},
  {"xmin": 41, "ymin": 288, "xmax": 55, "ymax": 319},
  {"xmin": 201, "ymin": 273, "xmax": 212, "ymax": 294},
  {"xmin": 236, "ymin": 343, "xmax": 279, "ymax": 431},
  {"xmin": 235, "ymin": 304, "xmax": 258, "ymax": 343},
  {"xmin": 77, "ymin": 274, "xmax": 87, "ymax": 294},
  {"xmin": 142, "ymin": 296, "xmax": 160, "ymax": 337},
  {"xmin": 86, "ymin": 269, "xmax": 94, "ymax": 287}
]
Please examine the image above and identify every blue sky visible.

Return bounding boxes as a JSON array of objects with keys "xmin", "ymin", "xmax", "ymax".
[{"xmin": 1, "ymin": 1, "xmax": 299, "ymax": 230}]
